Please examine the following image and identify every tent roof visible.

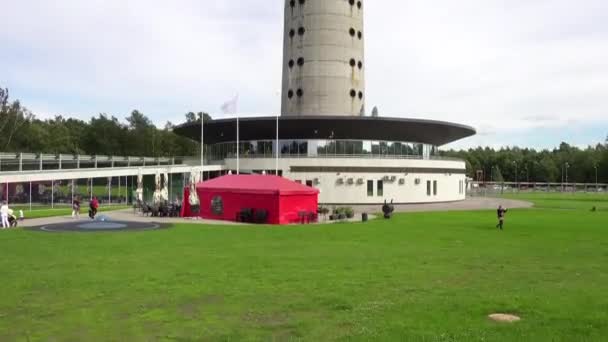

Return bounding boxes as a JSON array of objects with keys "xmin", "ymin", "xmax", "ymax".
[{"xmin": 197, "ymin": 175, "xmax": 320, "ymax": 196}]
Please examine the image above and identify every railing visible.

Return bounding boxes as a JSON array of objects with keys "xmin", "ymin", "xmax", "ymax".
[
  {"xmin": 0, "ymin": 152, "xmax": 187, "ymax": 173},
  {"xmin": 218, "ymin": 153, "xmax": 464, "ymax": 162}
]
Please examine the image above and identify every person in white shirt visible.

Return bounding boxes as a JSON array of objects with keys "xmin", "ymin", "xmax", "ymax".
[{"xmin": 0, "ymin": 201, "xmax": 9, "ymax": 229}]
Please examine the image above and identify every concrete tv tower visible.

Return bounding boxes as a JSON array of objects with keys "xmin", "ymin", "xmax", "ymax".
[{"xmin": 281, "ymin": 0, "xmax": 365, "ymax": 116}]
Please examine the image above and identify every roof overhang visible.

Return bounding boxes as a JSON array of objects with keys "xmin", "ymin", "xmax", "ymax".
[{"xmin": 174, "ymin": 116, "xmax": 476, "ymax": 147}]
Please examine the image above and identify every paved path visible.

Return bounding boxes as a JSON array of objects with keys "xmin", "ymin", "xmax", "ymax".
[
  {"xmin": 350, "ymin": 197, "xmax": 533, "ymax": 214},
  {"xmin": 18, "ymin": 210, "xmax": 242, "ymax": 228},
  {"xmin": 16, "ymin": 197, "xmax": 530, "ymax": 228}
]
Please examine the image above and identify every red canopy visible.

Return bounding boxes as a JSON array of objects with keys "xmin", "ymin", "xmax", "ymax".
[{"xmin": 196, "ymin": 175, "xmax": 319, "ymax": 224}]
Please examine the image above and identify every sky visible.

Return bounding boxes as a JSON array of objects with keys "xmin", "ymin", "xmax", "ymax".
[{"xmin": 1, "ymin": 0, "xmax": 607, "ymax": 150}]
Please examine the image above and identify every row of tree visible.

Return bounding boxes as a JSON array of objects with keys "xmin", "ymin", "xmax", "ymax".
[
  {"xmin": 2, "ymin": 86, "xmax": 607, "ymax": 183},
  {"xmin": 0, "ymin": 87, "xmax": 205, "ymax": 157},
  {"xmin": 441, "ymin": 141, "xmax": 608, "ymax": 184}
]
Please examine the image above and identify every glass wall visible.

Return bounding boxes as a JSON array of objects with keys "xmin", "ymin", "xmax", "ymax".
[{"xmin": 208, "ymin": 140, "xmax": 438, "ymax": 161}]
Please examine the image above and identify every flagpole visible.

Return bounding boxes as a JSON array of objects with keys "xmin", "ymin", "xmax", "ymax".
[
  {"xmin": 201, "ymin": 113, "xmax": 205, "ymax": 182},
  {"xmin": 276, "ymin": 112, "xmax": 279, "ymax": 176},
  {"xmin": 236, "ymin": 114, "xmax": 240, "ymax": 175}
]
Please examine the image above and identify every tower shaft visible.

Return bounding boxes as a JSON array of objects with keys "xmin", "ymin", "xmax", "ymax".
[{"xmin": 281, "ymin": 0, "xmax": 365, "ymax": 116}]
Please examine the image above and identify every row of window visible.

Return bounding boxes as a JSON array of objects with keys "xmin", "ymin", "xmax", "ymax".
[
  {"xmin": 350, "ymin": 89, "xmax": 364, "ymax": 99},
  {"xmin": 289, "ymin": 0, "xmax": 362, "ymax": 10},
  {"xmin": 206, "ymin": 140, "xmax": 438, "ymax": 160},
  {"xmin": 287, "ymin": 58, "xmax": 362, "ymax": 69},
  {"xmin": 367, "ymin": 180, "xmax": 440, "ymax": 198},
  {"xmin": 288, "ymin": 0, "xmax": 306, "ymax": 7},
  {"xmin": 286, "ymin": 89, "xmax": 303, "ymax": 99},
  {"xmin": 349, "ymin": 28, "xmax": 363, "ymax": 40},
  {"xmin": 348, "ymin": 0, "xmax": 363, "ymax": 9},
  {"xmin": 289, "ymin": 27, "xmax": 362, "ymax": 40}
]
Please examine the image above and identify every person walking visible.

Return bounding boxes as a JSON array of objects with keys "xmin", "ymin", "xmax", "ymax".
[
  {"xmin": 72, "ymin": 198, "xmax": 81, "ymax": 219},
  {"xmin": 89, "ymin": 196, "xmax": 99, "ymax": 219},
  {"xmin": 1, "ymin": 201, "xmax": 9, "ymax": 229},
  {"xmin": 496, "ymin": 205, "xmax": 508, "ymax": 230}
]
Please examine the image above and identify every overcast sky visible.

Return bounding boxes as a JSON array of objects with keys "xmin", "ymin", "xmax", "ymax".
[{"xmin": 1, "ymin": 0, "xmax": 607, "ymax": 149}]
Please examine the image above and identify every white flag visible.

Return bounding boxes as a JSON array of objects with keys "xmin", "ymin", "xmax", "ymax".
[{"xmin": 220, "ymin": 94, "xmax": 239, "ymax": 116}]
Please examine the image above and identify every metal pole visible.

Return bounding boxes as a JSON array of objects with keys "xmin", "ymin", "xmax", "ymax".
[
  {"xmin": 276, "ymin": 113, "xmax": 279, "ymax": 176},
  {"xmin": 29, "ymin": 182, "xmax": 32, "ymax": 211},
  {"xmin": 108, "ymin": 177, "xmax": 111, "ymax": 206},
  {"xmin": 51, "ymin": 179, "xmax": 54, "ymax": 209},
  {"xmin": 566, "ymin": 164, "xmax": 569, "ymax": 192},
  {"xmin": 561, "ymin": 165, "xmax": 564, "ymax": 192},
  {"xmin": 5, "ymin": 182, "xmax": 8, "ymax": 205},
  {"xmin": 118, "ymin": 176, "xmax": 121, "ymax": 203},
  {"xmin": 200, "ymin": 113, "xmax": 204, "ymax": 180},
  {"xmin": 236, "ymin": 115, "xmax": 240, "ymax": 175},
  {"xmin": 71, "ymin": 179, "xmax": 74, "ymax": 207},
  {"xmin": 596, "ymin": 166, "xmax": 599, "ymax": 192},
  {"xmin": 90, "ymin": 178, "xmax": 93, "ymax": 201}
]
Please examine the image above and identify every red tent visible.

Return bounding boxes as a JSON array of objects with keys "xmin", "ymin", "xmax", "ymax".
[{"xmin": 196, "ymin": 175, "xmax": 319, "ymax": 224}]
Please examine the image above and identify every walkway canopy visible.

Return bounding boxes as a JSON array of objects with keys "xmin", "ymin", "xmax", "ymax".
[{"xmin": 196, "ymin": 175, "xmax": 319, "ymax": 224}]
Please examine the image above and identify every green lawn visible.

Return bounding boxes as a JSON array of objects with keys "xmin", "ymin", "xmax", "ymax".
[
  {"xmin": 8, "ymin": 205, "xmax": 131, "ymax": 219},
  {"xmin": 501, "ymin": 192, "xmax": 608, "ymax": 210},
  {"xmin": 1, "ymin": 199, "xmax": 607, "ymax": 340}
]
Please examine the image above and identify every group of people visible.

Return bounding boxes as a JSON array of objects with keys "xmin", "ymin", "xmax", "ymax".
[
  {"xmin": 0, "ymin": 201, "xmax": 23, "ymax": 229},
  {"xmin": 71, "ymin": 197, "xmax": 99, "ymax": 219}
]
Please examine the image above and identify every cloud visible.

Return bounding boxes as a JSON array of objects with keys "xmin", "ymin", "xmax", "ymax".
[{"xmin": 1, "ymin": 0, "xmax": 607, "ymax": 149}]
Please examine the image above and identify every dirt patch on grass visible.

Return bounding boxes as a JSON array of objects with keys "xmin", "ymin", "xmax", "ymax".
[{"xmin": 488, "ymin": 313, "xmax": 521, "ymax": 323}]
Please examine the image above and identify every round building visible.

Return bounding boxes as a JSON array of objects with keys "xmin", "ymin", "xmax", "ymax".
[{"xmin": 174, "ymin": 0, "xmax": 476, "ymax": 205}]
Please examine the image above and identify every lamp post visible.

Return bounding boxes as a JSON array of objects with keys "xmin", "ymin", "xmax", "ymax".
[
  {"xmin": 565, "ymin": 162, "xmax": 570, "ymax": 193},
  {"xmin": 512, "ymin": 161, "xmax": 518, "ymax": 192},
  {"xmin": 594, "ymin": 163, "xmax": 598, "ymax": 192}
]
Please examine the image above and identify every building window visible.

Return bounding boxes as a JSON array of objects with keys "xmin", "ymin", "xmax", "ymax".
[
  {"xmin": 350, "ymin": 58, "xmax": 356, "ymax": 67},
  {"xmin": 358, "ymin": 61, "xmax": 363, "ymax": 69},
  {"xmin": 298, "ymin": 27, "xmax": 305, "ymax": 36},
  {"xmin": 296, "ymin": 88, "xmax": 303, "ymax": 97},
  {"xmin": 427, "ymin": 181, "xmax": 431, "ymax": 196},
  {"xmin": 289, "ymin": 0, "xmax": 295, "ymax": 8},
  {"xmin": 377, "ymin": 180, "xmax": 384, "ymax": 197},
  {"xmin": 358, "ymin": 31, "xmax": 363, "ymax": 39},
  {"xmin": 349, "ymin": 28, "xmax": 356, "ymax": 37},
  {"xmin": 287, "ymin": 90, "xmax": 294, "ymax": 99},
  {"xmin": 289, "ymin": 29, "xmax": 295, "ymax": 38},
  {"xmin": 306, "ymin": 180, "xmax": 313, "ymax": 187},
  {"xmin": 358, "ymin": 91, "xmax": 363, "ymax": 100},
  {"xmin": 367, "ymin": 180, "xmax": 373, "ymax": 197},
  {"xmin": 288, "ymin": 59, "xmax": 294, "ymax": 68},
  {"xmin": 350, "ymin": 89, "xmax": 357, "ymax": 98},
  {"xmin": 297, "ymin": 57, "xmax": 304, "ymax": 66},
  {"xmin": 349, "ymin": 0, "xmax": 355, "ymax": 5},
  {"xmin": 299, "ymin": 0, "xmax": 305, "ymax": 5},
  {"xmin": 433, "ymin": 181, "xmax": 438, "ymax": 196}
]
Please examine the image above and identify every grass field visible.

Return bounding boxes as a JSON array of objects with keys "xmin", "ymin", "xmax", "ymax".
[
  {"xmin": 501, "ymin": 192, "xmax": 608, "ymax": 210},
  {"xmin": 1, "ymin": 197, "xmax": 607, "ymax": 340}
]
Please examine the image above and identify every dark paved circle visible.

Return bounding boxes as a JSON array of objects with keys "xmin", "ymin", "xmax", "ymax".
[{"xmin": 28, "ymin": 220, "xmax": 168, "ymax": 233}]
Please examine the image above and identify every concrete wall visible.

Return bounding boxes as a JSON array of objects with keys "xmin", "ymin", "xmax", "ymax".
[
  {"xmin": 281, "ymin": 0, "xmax": 365, "ymax": 116},
  {"xmin": 225, "ymin": 158, "xmax": 467, "ymax": 204}
]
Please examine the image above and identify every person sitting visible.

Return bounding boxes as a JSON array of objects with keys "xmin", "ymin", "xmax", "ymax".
[{"xmin": 7, "ymin": 209, "xmax": 18, "ymax": 228}]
